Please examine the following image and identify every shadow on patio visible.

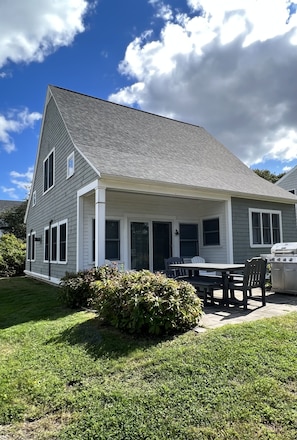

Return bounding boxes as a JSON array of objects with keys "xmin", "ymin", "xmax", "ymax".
[{"xmin": 196, "ymin": 289, "xmax": 297, "ymax": 330}]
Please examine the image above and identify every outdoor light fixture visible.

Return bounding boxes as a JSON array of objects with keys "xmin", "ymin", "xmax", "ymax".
[{"xmin": 175, "ymin": 229, "xmax": 179, "ymax": 235}]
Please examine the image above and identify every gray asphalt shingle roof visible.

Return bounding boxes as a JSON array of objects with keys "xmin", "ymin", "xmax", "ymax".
[{"xmin": 49, "ymin": 85, "xmax": 296, "ymax": 203}]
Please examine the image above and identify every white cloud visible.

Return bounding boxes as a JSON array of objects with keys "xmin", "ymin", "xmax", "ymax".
[
  {"xmin": 10, "ymin": 167, "xmax": 34, "ymax": 191},
  {"xmin": 110, "ymin": 0, "xmax": 297, "ymax": 168},
  {"xmin": 1, "ymin": 166, "xmax": 34, "ymax": 200},
  {"xmin": 0, "ymin": 0, "xmax": 90, "ymax": 68},
  {"xmin": 0, "ymin": 186, "xmax": 19, "ymax": 200},
  {"xmin": 0, "ymin": 109, "xmax": 42, "ymax": 153}
]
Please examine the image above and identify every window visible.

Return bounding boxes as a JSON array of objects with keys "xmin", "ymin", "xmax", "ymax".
[
  {"xmin": 91, "ymin": 219, "xmax": 120, "ymax": 262},
  {"xmin": 44, "ymin": 220, "xmax": 67, "ymax": 263},
  {"xmin": 106, "ymin": 220, "xmax": 120, "ymax": 260},
  {"xmin": 51, "ymin": 225, "xmax": 58, "ymax": 262},
  {"xmin": 179, "ymin": 224, "xmax": 198, "ymax": 257},
  {"xmin": 67, "ymin": 152, "xmax": 74, "ymax": 178},
  {"xmin": 32, "ymin": 190, "xmax": 36, "ymax": 207},
  {"xmin": 249, "ymin": 209, "xmax": 282, "ymax": 247},
  {"xmin": 44, "ymin": 228, "xmax": 49, "ymax": 261},
  {"xmin": 43, "ymin": 150, "xmax": 54, "ymax": 193},
  {"xmin": 59, "ymin": 222, "xmax": 67, "ymax": 261},
  {"xmin": 27, "ymin": 232, "xmax": 36, "ymax": 261},
  {"xmin": 203, "ymin": 218, "xmax": 220, "ymax": 246}
]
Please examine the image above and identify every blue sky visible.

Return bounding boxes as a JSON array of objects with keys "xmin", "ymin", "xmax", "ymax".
[{"xmin": 0, "ymin": 0, "xmax": 297, "ymax": 200}]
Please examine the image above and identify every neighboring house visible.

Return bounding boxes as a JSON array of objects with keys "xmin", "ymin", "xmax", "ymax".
[
  {"xmin": 24, "ymin": 85, "xmax": 297, "ymax": 284},
  {"xmin": 0, "ymin": 200, "xmax": 23, "ymax": 237},
  {"xmin": 275, "ymin": 165, "xmax": 297, "ymax": 225}
]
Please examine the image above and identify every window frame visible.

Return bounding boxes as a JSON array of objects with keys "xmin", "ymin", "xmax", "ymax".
[
  {"xmin": 32, "ymin": 190, "xmax": 36, "ymax": 207},
  {"xmin": 44, "ymin": 220, "xmax": 67, "ymax": 264},
  {"xmin": 202, "ymin": 217, "xmax": 220, "ymax": 247},
  {"xmin": 67, "ymin": 151, "xmax": 75, "ymax": 179},
  {"xmin": 43, "ymin": 149, "xmax": 55, "ymax": 194},
  {"xmin": 27, "ymin": 231, "xmax": 36, "ymax": 261},
  {"xmin": 249, "ymin": 208, "xmax": 283, "ymax": 248},
  {"xmin": 179, "ymin": 223, "xmax": 199, "ymax": 258}
]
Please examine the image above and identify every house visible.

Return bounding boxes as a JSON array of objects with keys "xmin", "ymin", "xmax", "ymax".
[
  {"xmin": 0, "ymin": 200, "xmax": 23, "ymax": 237},
  {"xmin": 275, "ymin": 165, "xmax": 297, "ymax": 226},
  {"xmin": 24, "ymin": 85, "xmax": 297, "ymax": 284}
]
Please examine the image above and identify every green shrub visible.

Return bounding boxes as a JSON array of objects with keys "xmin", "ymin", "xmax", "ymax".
[
  {"xmin": 0, "ymin": 233, "xmax": 26, "ymax": 277},
  {"xmin": 91, "ymin": 270, "xmax": 202, "ymax": 335},
  {"xmin": 59, "ymin": 265, "xmax": 120, "ymax": 308}
]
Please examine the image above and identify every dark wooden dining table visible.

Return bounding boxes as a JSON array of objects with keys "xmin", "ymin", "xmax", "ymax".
[{"xmin": 169, "ymin": 262, "xmax": 245, "ymax": 305}]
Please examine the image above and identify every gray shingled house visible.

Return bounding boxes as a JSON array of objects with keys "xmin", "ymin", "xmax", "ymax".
[
  {"xmin": 24, "ymin": 85, "xmax": 297, "ymax": 284},
  {"xmin": 276, "ymin": 165, "xmax": 297, "ymax": 196}
]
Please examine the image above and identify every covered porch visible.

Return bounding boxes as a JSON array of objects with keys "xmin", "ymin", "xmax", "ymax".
[{"xmin": 76, "ymin": 179, "xmax": 234, "ymax": 273}]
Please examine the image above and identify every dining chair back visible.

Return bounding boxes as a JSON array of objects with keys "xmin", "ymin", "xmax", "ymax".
[
  {"xmin": 164, "ymin": 257, "xmax": 188, "ymax": 279},
  {"xmin": 229, "ymin": 257, "xmax": 267, "ymax": 309},
  {"xmin": 191, "ymin": 256, "xmax": 205, "ymax": 263}
]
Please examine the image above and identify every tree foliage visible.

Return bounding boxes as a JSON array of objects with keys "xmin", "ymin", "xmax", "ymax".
[
  {"xmin": 0, "ymin": 201, "xmax": 27, "ymax": 241},
  {"xmin": 0, "ymin": 233, "xmax": 26, "ymax": 276},
  {"xmin": 253, "ymin": 169, "xmax": 285, "ymax": 184}
]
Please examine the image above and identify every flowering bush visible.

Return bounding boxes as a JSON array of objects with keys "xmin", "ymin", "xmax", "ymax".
[{"xmin": 91, "ymin": 270, "xmax": 202, "ymax": 335}]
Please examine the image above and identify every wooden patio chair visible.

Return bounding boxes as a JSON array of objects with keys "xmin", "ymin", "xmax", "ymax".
[
  {"xmin": 228, "ymin": 257, "xmax": 267, "ymax": 310},
  {"xmin": 164, "ymin": 257, "xmax": 188, "ymax": 279}
]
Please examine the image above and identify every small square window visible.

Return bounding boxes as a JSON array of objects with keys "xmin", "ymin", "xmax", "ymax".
[
  {"xmin": 32, "ymin": 190, "xmax": 36, "ymax": 207},
  {"xmin": 67, "ymin": 152, "xmax": 75, "ymax": 178}
]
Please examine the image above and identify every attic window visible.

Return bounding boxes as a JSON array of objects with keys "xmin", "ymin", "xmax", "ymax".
[
  {"xmin": 43, "ymin": 149, "xmax": 54, "ymax": 193},
  {"xmin": 67, "ymin": 152, "xmax": 75, "ymax": 179},
  {"xmin": 32, "ymin": 190, "xmax": 36, "ymax": 207}
]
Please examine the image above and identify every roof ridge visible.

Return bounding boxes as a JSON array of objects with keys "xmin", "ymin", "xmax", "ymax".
[{"xmin": 49, "ymin": 84, "xmax": 202, "ymax": 130}]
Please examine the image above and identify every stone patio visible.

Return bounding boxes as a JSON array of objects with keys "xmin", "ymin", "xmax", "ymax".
[{"xmin": 196, "ymin": 289, "xmax": 297, "ymax": 331}]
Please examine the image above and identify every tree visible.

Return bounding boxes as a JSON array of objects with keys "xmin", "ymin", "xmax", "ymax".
[
  {"xmin": 253, "ymin": 169, "xmax": 285, "ymax": 184},
  {"xmin": 0, "ymin": 201, "xmax": 27, "ymax": 241},
  {"xmin": 0, "ymin": 233, "xmax": 26, "ymax": 276}
]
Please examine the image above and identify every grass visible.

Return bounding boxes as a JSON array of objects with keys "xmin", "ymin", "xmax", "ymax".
[{"xmin": 1, "ymin": 277, "xmax": 297, "ymax": 439}]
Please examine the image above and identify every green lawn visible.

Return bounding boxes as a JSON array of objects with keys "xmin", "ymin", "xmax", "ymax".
[{"xmin": 1, "ymin": 276, "xmax": 297, "ymax": 439}]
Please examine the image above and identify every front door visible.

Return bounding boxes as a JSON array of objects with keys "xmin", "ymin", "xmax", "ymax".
[{"xmin": 130, "ymin": 221, "xmax": 172, "ymax": 271}]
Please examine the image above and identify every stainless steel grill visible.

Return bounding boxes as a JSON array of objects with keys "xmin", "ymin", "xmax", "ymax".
[{"xmin": 270, "ymin": 242, "xmax": 297, "ymax": 294}]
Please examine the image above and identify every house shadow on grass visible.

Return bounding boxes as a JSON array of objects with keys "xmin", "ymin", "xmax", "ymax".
[
  {"xmin": 46, "ymin": 317, "xmax": 176, "ymax": 360},
  {"xmin": 0, "ymin": 276, "xmax": 76, "ymax": 329}
]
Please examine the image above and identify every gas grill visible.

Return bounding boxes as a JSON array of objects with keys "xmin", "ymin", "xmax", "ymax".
[{"xmin": 270, "ymin": 242, "xmax": 297, "ymax": 294}]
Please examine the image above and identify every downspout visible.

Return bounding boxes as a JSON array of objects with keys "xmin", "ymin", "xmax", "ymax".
[{"xmin": 48, "ymin": 220, "xmax": 53, "ymax": 280}]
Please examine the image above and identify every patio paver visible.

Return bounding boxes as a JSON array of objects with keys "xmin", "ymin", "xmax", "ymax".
[{"xmin": 196, "ymin": 289, "xmax": 297, "ymax": 330}]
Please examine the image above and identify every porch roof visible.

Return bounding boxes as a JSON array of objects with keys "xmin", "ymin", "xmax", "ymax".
[{"xmin": 50, "ymin": 85, "xmax": 297, "ymax": 203}]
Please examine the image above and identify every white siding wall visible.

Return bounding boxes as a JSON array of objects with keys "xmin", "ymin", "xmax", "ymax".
[{"xmin": 106, "ymin": 190, "xmax": 228, "ymax": 267}]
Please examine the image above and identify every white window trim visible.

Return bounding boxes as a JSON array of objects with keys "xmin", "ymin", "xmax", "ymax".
[
  {"xmin": 67, "ymin": 151, "xmax": 75, "ymax": 179},
  {"xmin": 32, "ymin": 190, "xmax": 36, "ymax": 207},
  {"xmin": 44, "ymin": 226, "xmax": 49, "ymax": 263},
  {"xmin": 90, "ymin": 217, "xmax": 122, "ymax": 264},
  {"xmin": 43, "ymin": 148, "xmax": 55, "ymax": 194},
  {"xmin": 248, "ymin": 208, "xmax": 283, "ymax": 248},
  {"xmin": 27, "ymin": 231, "xmax": 36, "ymax": 261},
  {"xmin": 201, "ymin": 216, "xmax": 221, "ymax": 248},
  {"xmin": 43, "ymin": 220, "xmax": 68, "ymax": 264},
  {"xmin": 59, "ymin": 220, "xmax": 68, "ymax": 264}
]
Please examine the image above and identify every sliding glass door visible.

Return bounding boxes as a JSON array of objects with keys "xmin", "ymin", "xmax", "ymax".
[
  {"xmin": 153, "ymin": 221, "xmax": 171, "ymax": 271},
  {"xmin": 131, "ymin": 222, "xmax": 149, "ymax": 270},
  {"xmin": 130, "ymin": 221, "xmax": 172, "ymax": 271}
]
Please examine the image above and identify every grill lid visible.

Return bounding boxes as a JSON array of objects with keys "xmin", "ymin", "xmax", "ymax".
[{"xmin": 271, "ymin": 242, "xmax": 297, "ymax": 255}]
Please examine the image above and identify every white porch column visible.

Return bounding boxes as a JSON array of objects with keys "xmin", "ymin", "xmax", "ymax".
[{"xmin": 95, "ymin": 185, "xmax": 106, "ymax": 267}]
